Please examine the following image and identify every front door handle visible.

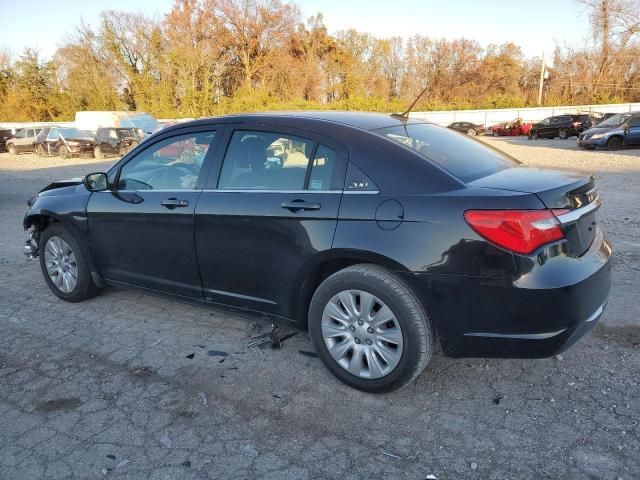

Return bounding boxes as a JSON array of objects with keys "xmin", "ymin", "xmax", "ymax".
[
  {"xmin": 281, "ymin": 200, "xmax": 321, "ymax": 212},
  {"xmin": 161, "ymin": 198, "xmax": 189, "ymax": 209}
]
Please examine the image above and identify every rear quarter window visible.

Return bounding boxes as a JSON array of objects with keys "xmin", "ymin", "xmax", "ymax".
[{"xmin": 374, "ymin": 123, "xmax": 517, "ymax": 183}]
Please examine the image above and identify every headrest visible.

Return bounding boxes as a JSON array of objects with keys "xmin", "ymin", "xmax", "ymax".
[{"xmin": 236, "ymin": 136, "xmax": 268, "ymax": 170}]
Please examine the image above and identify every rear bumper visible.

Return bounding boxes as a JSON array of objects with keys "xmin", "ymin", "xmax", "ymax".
[{"xmin": 404, "ymin": 228, "xmax": 612, "ymax": 358}]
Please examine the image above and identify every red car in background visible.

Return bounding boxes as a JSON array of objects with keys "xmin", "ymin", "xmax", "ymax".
[{"xmin": 490, "ymin": 120, "xmax": 533, "ymax": 136}]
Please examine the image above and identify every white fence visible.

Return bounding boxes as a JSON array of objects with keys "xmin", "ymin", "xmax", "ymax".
[{"xmin": 409, "ymin": 103, "xmax": 640, "ymax": 127}]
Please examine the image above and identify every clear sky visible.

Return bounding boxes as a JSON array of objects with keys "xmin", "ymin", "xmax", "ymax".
[{"xmin": 0, "ymin": 0, "xmax": 591, "ymax": 60}]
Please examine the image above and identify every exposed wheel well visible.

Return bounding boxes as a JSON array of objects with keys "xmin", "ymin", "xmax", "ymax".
[
  {"xmin": 296, "ymin": 258, "xmax": 362, "ymax": 327},
  {"xmin": 25, "ymin": 214, "xmax": 57, "ymax": 233}
]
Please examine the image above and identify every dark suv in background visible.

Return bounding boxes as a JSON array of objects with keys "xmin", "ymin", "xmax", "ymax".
[
  {"xmin": 529, "ymin": 114, "xmax": 593, "ymax": 140},
  {"xmin": 94, "ymin": 127, "xmax": 144, "ymax": 158},
  {"xmin": 0, "ymin": 127, "xmax": 17, "ymax": 152}
]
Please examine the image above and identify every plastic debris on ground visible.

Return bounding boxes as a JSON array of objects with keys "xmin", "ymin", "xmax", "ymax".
[{"xmin": 160, "ymin": 431, "xmax": 173, "ymax": 448}]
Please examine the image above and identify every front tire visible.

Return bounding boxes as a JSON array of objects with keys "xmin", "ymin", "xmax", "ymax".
[
  {"xmin": 607, "ymin": 136, "xmax": 623, "ymax": 151},
  {"xmin": 530, "ymin": 131, "xmax": 538, "ymax": 140},
  {"xmin": 466, "ymin": 129, "xmax": 477, "ymax": 136},
  {"xmin": 309, "ymin": 264, "xmax": 433, "ymax": 393},
  {"xmin": 38, "ymin": 223, "xmax": 99, "ymax": 302},
  {"xmin": 94, "ymin": 146, "xmax": 104, "ymax": 159},
  {"xmin": 558, "ymin": 128, "xmax": 568, "ymax": 139},
  {"xmin": 36, "ymin": 144, "xmax": 46, "ymax": 157}
]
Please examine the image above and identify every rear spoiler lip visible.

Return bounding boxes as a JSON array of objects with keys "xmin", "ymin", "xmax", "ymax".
[{"xmin": 555, "ymin": 195, "xmax": 601, "ymax": 225}]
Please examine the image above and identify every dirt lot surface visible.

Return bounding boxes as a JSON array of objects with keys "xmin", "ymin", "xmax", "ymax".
[{"xmin": 0, "ymin": 137, "xmax": 638, "ymax": 480}]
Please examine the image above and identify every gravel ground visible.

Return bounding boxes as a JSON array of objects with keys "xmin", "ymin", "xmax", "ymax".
[{"xmin": 0, "ymin": 139, "xmax": 639, "ymax": 480}]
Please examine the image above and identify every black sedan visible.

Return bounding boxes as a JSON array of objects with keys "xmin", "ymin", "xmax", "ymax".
[
  {"xmin": 23, "ymin": 112, "xmax": 611, "ymax": 392},
  {"xmin": 446, "ymin": 121, "xmax": 485, "ymax": 136}
]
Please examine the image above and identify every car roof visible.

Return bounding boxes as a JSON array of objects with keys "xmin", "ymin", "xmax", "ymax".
[{"xmin": 164, "ymin": 111, "xmax": 426, "ymax": 132}]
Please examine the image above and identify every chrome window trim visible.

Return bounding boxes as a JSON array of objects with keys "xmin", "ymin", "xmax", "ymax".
[
  {"xmin": 204, "ymin": 189, "xmax": 341, "ymax": 194},
  {"xmin": 556, "ymin": 196, "xmax": 601, "ymax": 225},
  {"xmin": 343, "ymin": 190, "xmax": 380, "ymax": 195},
  {"xmin": 103, "ymin": 189, "xmax": 380, "ymax": 194}
]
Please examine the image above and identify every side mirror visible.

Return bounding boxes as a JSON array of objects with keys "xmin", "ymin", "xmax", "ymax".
[{"xmin": 83, "ymin": 172, "xmax": 109, "ymax": 192}]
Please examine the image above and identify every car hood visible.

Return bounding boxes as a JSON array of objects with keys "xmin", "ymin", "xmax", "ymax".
[
  {"xmin": 581, "ymin": 125, "xmax": 619, "ymax": 136},
  {"xmin": 39, "ymin": 178, "xmax": 83, "ymax": 194}
]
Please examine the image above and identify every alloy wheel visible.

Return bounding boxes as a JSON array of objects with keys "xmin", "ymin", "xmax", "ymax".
[
  {"xmin": 44, "ymin": 236, "xmax": 78, "ymax": 293},
  {"xmin": 559, "ymin": 128, "xmax": 568, "ymax": 139},
  {"xmin": 8, "ymin": 144, "xmax": 16, "ymax": 155},
  {"xmin": 321, "ymin": 289, "xmax": 403, "ymax": 379}
]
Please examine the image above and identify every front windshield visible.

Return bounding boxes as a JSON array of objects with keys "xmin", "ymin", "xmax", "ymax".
[
  {"xmin": 58, "ymin": 127, "xmax": 91, "ymax": 138},
  {"xmin": 375, "ymin": 123, "xmax": 517, "ymax": 182},
  {"xmin": 119, "ymin": 114, "xmax": 160, "ymax": 133},
  {"xmin": 598, "ymin": 113, "xmax": 631, "ymax": 128}
]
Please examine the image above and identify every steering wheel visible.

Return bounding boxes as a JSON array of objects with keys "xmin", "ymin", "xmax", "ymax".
[{"xmin": 160, "ymin": 163, "xmax": 199, "ymax": 189}]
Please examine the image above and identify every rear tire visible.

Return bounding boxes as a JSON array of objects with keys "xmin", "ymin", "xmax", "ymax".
[
  {"xmin": 38, "ymin": 223, "xmax": 100, "ymax": 302},
  {"xmin": 93, "ymin": 146, "xmax": 104, "ymax": 159},
  {"xmin": 8, "ymin": 144, "xmax": 17, "ymax": 155},
  {"xmin": 607, "ymin": 136, "xmax": 623, "ymax": 151},
  {"xmin": 309, "ymin": 264, "xmax": 433, "ymax": 393}
]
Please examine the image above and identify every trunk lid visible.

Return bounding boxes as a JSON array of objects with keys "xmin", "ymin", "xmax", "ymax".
[{"xmin": 469, "ymin": 166, "xmax": 599, "ymax": 256}]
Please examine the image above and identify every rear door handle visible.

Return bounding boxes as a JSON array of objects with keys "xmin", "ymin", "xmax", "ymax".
[
  {"xmin": 161, "ymin": 198, "xmax": 189, "ymax": 209},
  {"xmin": 281, "ymin": 200, "xmax": 321, "ymax": 212}
]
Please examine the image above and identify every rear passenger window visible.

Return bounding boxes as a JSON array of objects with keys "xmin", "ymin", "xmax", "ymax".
[
  {"xmin": 308, "ymin": 145, "xmax": 342, "ymax": 191},
  {"xmin": 218, "ymin": 131, "xmax": 310, "ymax": 190}
]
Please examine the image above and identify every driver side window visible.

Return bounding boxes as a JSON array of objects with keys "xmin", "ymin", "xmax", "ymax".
[{"xmin": 118, "ymin": 131, "xmax": 216, "ymax": 191}]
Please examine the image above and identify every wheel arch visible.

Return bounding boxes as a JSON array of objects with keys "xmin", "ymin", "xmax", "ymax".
[
  {"xmin": 24, "ymin": 209, "xmax": 102, "ymax": 286},
  {"xmin": 292, "ymin": 249, "xmax": 411, "ymax": 327}
]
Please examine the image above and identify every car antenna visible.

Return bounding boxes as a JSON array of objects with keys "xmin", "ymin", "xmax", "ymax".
[{"xmin": 391, "ymin": 84, "xmax": 430, "ymax": 120}]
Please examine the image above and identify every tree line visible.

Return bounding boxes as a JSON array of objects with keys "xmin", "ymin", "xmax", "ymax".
[{"xmin": 0, "ymin": 0, "xmax": 638, "ymax": 122}]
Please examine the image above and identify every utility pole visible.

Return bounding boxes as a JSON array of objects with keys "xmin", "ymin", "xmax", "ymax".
[{"xmin": 537, "ymin": 50, "xmax": 546, "ymax": 106}]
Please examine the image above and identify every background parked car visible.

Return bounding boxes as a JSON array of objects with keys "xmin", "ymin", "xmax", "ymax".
[
  {"xmin": 35, "ymin": 127, "xmax": 95, "ymax": 158},
  {"xmin": 595, "ymin": 112, "xmax": 618, "ymax": 125},
  {"xmin": 0, "ymin": 127, "xmax": 17, "ymax": 152},
  {"xmin": 490, "ymin": 119, "xmax": 533, "ymax": 136},
  {"xmin": 578, "ymin": 111, "xmax": 640, "ymax": 150},
  {"xmin": 94, "ymin": 127, "xmax": 144, "ymax": 158},
  {"xmin": 6, "ymin": 127, "xmax": 43, "ymax": 155},
  {"xmin": 447, "ymin": 121, "xmax": 484, "ymax": 136},
  {"xmin": 528, "ymin": 114, "xmax": 592, "ymax": 139}
]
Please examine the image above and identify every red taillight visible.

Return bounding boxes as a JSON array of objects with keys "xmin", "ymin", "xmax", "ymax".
[{"xmin": 464, "ymin": 210, "xmax": 565, "ymax": 255}]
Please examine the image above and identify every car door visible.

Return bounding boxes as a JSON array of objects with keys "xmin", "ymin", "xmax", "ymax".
[
  {"xmin": 535, "ymin": 117, "xmax": 550, "ymax": 137},
  {"xmin": 624, "ymin": 116, "xmax": 640, "ymax": 145},
  {"xmin": 195, "ymin": 126, "xmax": 347, "ymax": 318},
  {"xmin": 87, "ymin": 127, "xmax": 219, "ymax": 298},
  {"xmin": 25, "ymin": 129, "xmax": 36, "ymax": 151},
  {"xmin": 12, "ymin": 129, "xmax": 27, "ymax": 151}
]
